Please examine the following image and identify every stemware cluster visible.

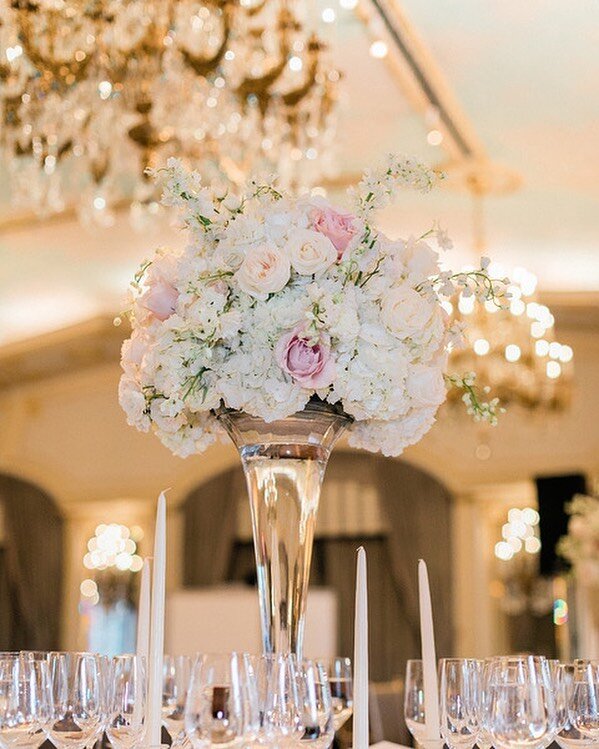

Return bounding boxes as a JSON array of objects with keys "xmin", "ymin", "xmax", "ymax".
[
  {"xmin": 0, "ymin": 652, "xmax": 353, "ymax": 749},
  {"xmin": 405, "ymin": 656, "xmax": 599, "ymax": 749}
]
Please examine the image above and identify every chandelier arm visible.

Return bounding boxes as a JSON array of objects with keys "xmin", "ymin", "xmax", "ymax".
[
  {"xmin": 244, "ymin": 0, "xmax": 269, "ymax": 18},
  {"xmin": 235, "ymin": 53, "xmax": 289, "ymax": 98},
  {"xmin": 178, "ymin": 5, "xmax": 233, "ymax": 77},
  {"xmin": 281, "ymin": 37, "xmax": 320, "ymax": 107},
  {"xmin": 234, "ymin": 4, "xmax": 294, "ymax": 100}
]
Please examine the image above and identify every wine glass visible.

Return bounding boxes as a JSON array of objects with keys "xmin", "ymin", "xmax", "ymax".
[
  {"xmin": 185, "ymin": 653, "xmax": 258, "ymax": 749},
  {"xmin": 0, "ymin": 655, "xmax": 51, "ymax": 749},
  {"xmin": 482, "ymin": 655, "xmax": 556, "ymax": 749},
  {"xmin": 45, "ymin": 652, "xmax": 103, "ymax": 749},
  {"xmin": 569, "ymin": 661, "xmax": 599, "ymax": 741},
  {"xmin": 553, "ymin": 664, "xmax": 596, "ymax": 749},
  {"xmin": 249, "ymin": 654, "xmax": 303, "ymax": 749},
  {"xmin": 404, "ymin": 659, "xmax": 427, "ymax": 744},
  {"xmin": 439, "ymin": 658, "xmax": 481, "ymax": 749},
  {"xmin": 106, "ymin": 655, "xmax": 146, "ymax": 749},
  {"xmin": 296, "ymin": 660, "xmax": 334, "ymax": 749},
  {"xmin": 162, "ymin": 655, "xmax": 192, "ymax": 747},
  {"xmin": 324, "ymin": 658, "xmax": 352, "ymax": 732}
]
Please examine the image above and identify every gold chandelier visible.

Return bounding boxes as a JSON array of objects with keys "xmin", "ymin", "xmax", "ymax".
[
  {"xmin": 0, "ymin": 0, "xmax": 339, "ymax": 225},
  {"xmin": 447, "ymin": 266, "xmax": 573, "ymax": 410},
  {"xmin": 446, "ymin": 196, "xmax": 574, "ymax": 413}
]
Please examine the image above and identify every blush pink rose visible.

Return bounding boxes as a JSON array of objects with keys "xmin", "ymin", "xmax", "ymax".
[
  {"xmin": 141, "ymin": 279, "xmax": 178, "ymax": 321},
  {"xmin": 311, "ymin": 205, "xmax": 357, "ymax": 260},
  {"xmin": 275, "ymin": 327, "xmax": 336, "ymax": 389}
]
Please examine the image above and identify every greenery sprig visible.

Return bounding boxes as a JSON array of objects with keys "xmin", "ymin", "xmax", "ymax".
[{"xmin": 444, "ymin": 372, "xmax": 505, "ymax": 426}]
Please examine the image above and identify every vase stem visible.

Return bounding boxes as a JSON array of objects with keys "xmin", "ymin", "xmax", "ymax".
[
  {"xmin": 217, "ymin": 400, "xmax": 351, "ymax": 656},
  {"xmin": 240, "ymin": 443, "xmax": 326, "ymax": 657}
]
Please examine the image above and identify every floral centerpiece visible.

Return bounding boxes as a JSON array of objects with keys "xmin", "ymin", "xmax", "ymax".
[
  {"xmin": 119, "ymin": 155, "xmax": 507, "ymax": 458},
  {"xmin": 559, "ymin": 494, "xmax": 599, "ymax": 586},
  {"xmin": 118, "ymin": 154, "xmax": 509, "ymax": 656}
]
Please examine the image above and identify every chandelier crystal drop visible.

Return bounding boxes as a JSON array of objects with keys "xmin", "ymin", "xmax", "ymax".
[
  {"xmin": 0, "ymin": 0, "xmax": 340, "ymax": 225},
  {"xmin": 447, "ymin": 263, "xmax": 574, "ymax": 411}
]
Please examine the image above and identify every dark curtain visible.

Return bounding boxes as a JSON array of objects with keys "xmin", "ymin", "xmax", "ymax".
[
  {"xmin": 0, "ymin": 548, "xmax": 15, "ymax": 646},
  {"xmin": 377, "ymin": 458, "xmax": 454, "ymax": 663},
  {"xmin": 0, "ymin": 475, "xmax": 64, "ymax": 650},
  {"xmin": 183, "ymin": 469, "xmax": 243, "ymax": 586},
  {"xmin": 313, "ymin": 536, "xmax": 405, "ymax": 681}
]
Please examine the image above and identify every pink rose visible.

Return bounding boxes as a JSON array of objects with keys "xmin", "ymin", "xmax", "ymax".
[
  {"xmin": 275, "ymin": 326, "xmax": 335, "ymax": 389},
  {"xmin": 311, "ymin": 205, "xmax": 357, "ymax": 260},
  {"xmin": 141, "ymin": 279, "xmax": 178, "ymax": 321}
]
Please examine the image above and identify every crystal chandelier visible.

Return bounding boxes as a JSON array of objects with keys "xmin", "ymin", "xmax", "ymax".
[
  {"xmin": 445, "ymin": 187, "xmax": 573, "ymax": 413},
  {"xmin": 0, "ymin": 0, "xmax": 339, "ymax": 225},
  {"xmin": 447, "ymin": 262, "xmax": 573, "ymax": 411}
]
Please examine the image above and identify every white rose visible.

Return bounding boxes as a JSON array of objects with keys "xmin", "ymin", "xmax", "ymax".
[
  {"xmin": 235, "ymin": 244, "xmax": 291, "ymax": 300},
  {"xmin": 380, "ymin": 286, "xmax": 434, "ymax": 338},
  {"xmin": 286, "ymin": 229, "xmax": 337, "ymax": 276},
  {"xmin": 406, "ymin": 364, "xmax": 447, "ymax": 408}
]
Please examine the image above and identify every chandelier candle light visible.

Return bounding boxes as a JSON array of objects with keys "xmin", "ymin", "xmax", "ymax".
[
  {"xmin": 418, "ymin": 559, "xmax": 442, "ymax": 748},
  {"xmin": 119, "ymin": 154, "xmax": 509, "ymax": 656}
]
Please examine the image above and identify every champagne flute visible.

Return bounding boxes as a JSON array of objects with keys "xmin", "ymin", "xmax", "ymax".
[
  {"xmin": 0, "ymin": 655, "xmax": 51, "ymax": 749},
  {"xmin": 45, "ymin": 652, "xmax": 103, "ymax": 749},
  {"xmin": 162, "ymin": 655, "xmax": 192, "ymax": 747},
  {"xmin": 404, "ymin": 659, "xmax": 427, "ymax": 744},
  {"xmin": 106, "ymin": 655, "xmax": 146, "ymax": 749},
  {"xmin": 324, "ymin": 658, "xmax": 352, "ymax": 732},
  {"xmin": 439, "ymin": 658, "xmax": 481, "ymax": 749}
]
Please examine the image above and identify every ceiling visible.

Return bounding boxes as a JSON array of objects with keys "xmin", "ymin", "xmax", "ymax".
[{"xmin": 0, "ymin": 0, "xmax": 597, "ymax": 347}]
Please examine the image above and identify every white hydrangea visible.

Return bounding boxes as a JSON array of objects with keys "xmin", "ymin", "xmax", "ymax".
[{"xmin": 119, "ymin": 155, "xmax": 508, "ymax": 457}]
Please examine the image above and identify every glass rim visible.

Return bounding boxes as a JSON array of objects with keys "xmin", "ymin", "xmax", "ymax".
[{"xmin": 439, "ymin": 657, "xmax": 481, "ymax": 664}]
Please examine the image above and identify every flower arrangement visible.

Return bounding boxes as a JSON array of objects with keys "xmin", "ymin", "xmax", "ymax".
[
  {"xmin": 118, "ymin": 155, "xmax": 509, "ymax": 457},
  {"xmin": 558, "ymin": 494, "xmax": 599, "ymax": 586}
]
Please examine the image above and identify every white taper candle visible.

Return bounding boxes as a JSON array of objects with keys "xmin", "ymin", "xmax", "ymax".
[
  {"xmin": 147, "ymin": 492, "xmax": 167, "ymax": 746},
  {"xmin": 136, "ymin": 557, "xmax": 151, "ymax": 660},
  {"xmin": 418, "ymin": 559, "xmax": 441, "ymax": 741},
  {"xmin": 352, "ymin": 546, "xmax": 369, "ymax": 749},
  {"xmin": 135, "ymin": 556, "xmax": 151, "ymax": 742}
]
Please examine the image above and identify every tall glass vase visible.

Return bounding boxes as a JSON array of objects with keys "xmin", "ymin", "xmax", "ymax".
[{"xmin": 217, "ymin": 398, "xmax": 351, "ymax": 657}]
